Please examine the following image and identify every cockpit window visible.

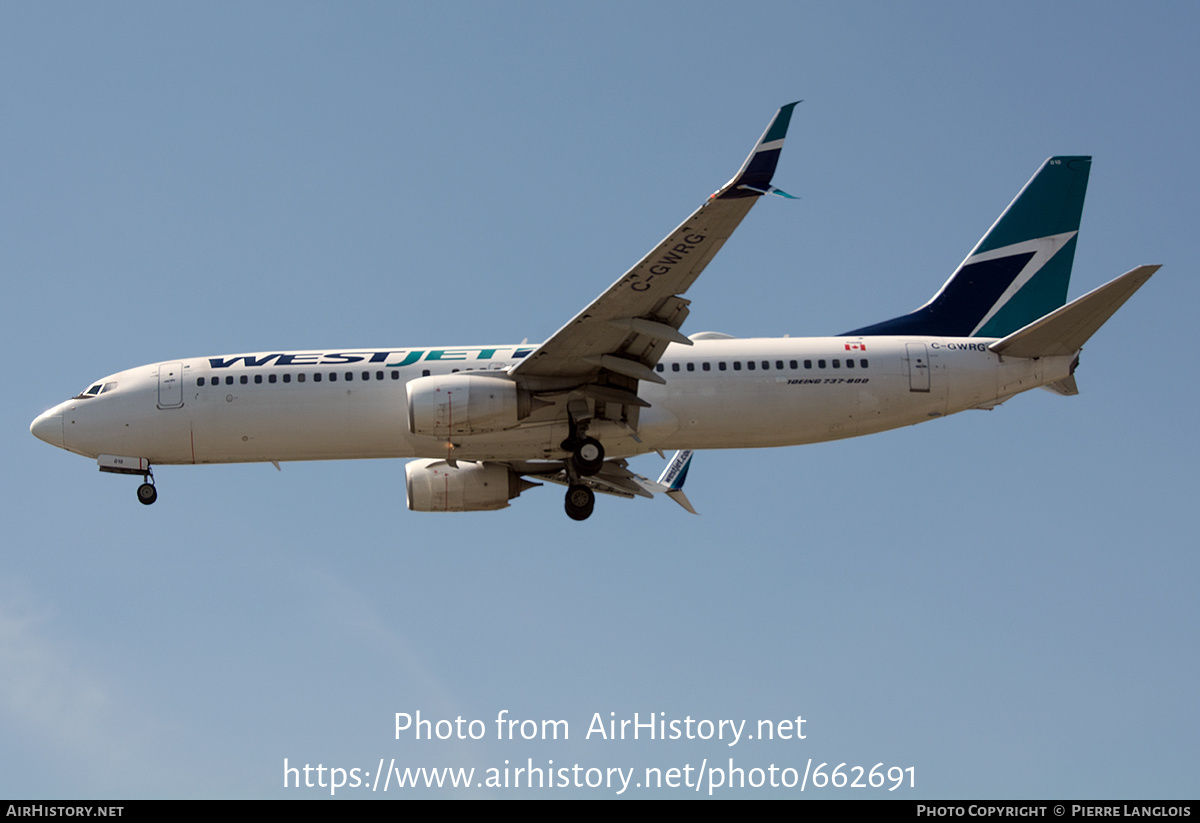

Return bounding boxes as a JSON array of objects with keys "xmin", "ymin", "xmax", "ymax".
[{"xmin": 73, "ymin": 381, "xmax": 117, "ymax": 400}]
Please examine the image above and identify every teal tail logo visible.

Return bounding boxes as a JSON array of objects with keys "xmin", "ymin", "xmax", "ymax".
[{"xmin": 848, "ymin": 156, "xmax": 1091, "ymax": 339}]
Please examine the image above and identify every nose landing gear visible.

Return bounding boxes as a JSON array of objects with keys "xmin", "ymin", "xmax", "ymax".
[
  {"xmin": 136, "ymin": 480, "xmax": 158, "ymax": 505},
  {"xmin": 97, "ymin": 455, "xmax": 158, "ymax": 506},
  {"xmin": 135, "ymin": 466, "xmax": 157, "ymax": 506}
]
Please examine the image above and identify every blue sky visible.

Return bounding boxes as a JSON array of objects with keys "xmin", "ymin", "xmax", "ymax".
[{"xmin": 3, "ymin": 1, "xmax": 1197, "ymax": 798}]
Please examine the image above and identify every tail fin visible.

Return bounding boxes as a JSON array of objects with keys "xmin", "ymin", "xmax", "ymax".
[{"xmin": 847, "ymin": 156, "xmax": 1092, "ymax": 338}]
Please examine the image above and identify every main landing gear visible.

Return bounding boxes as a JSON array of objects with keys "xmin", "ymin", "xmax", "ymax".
[
  {"xmin": 564, "ymin": 484, "xmax": 595, "ymax": 521},
  {"xmin": 569, "ymin": 436, "xmax": 604, "ymax": 476},
  {"xmin": 561, "ymin": 414, "xmax": 604, "ymax": 519},
  {"xmin": 560, "ymin": 433, "xmax": 604, "ymax": 521}
]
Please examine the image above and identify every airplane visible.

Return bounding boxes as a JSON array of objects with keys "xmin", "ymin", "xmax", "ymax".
[{"xmin": 30, "ymin": 103, "xmax": 1157, "ymax": 521}]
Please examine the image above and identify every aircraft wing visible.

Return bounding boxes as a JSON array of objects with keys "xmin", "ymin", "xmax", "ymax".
[{"xmin": 509, "ymin": 102, "xmax": 798, "ymax": 403}]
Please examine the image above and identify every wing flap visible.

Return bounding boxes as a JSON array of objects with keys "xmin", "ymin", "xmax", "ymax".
[{"xmin": 510, "ymin": 200, "xmax": 752, "ymax": 382}]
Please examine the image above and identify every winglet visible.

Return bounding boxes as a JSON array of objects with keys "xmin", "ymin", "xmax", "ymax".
[
  {"xmin": 713, "ymin": 102, "xmax": 800, "ymax": 201},
  {"xmin": 655, "ymin": 449, "xmax": 698, "ymax": 514}
]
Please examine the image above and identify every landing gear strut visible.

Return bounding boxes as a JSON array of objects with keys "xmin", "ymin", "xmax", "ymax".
[
  {"xmin": 564, "ymin": 484, "xmax": 595, "ymax": 521},
  {"xmin": 561, "ymin": 411, "xmax": 602, "ymax": 519}
]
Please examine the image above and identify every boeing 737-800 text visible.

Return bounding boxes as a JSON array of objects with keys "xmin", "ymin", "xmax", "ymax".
[{"xmin": 30, "ymin": 103, "xmax": 1156, "ymax": 520}]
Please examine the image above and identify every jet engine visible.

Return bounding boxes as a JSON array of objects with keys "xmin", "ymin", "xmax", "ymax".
[
  {"xmin": 406, "ymin": 374, "xmax": 529, "ymax": 437},
  {"xmin": 405, "ymin": 459, "xmax": 537, "ymax": 512}
]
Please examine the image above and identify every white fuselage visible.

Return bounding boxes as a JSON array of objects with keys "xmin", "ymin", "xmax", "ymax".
[{"xmin": 32, "ymin": 336, "xmax": 1073, "ymax": 467}]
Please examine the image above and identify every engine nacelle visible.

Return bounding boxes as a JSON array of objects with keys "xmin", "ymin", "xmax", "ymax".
[
  {"xmin": 405, "ymin": 459, "xmax": 533, "ymax": 512},
  {"xmin": 406, "ymin": 373, "xmax": 525, "ymax": 437}
]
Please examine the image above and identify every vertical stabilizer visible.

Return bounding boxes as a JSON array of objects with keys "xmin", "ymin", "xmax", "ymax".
[{"xmin": 847, "ymin": 157, "xmax": 1091, "ymax": 338}]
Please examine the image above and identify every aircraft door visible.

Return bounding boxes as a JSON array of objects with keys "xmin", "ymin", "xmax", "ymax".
[
  {"xmin": 157, "ymin": 362, "xmax": 184, "ymax": 409},
  {"xmin": 905, "ymin": 343, "xmax": 930, "ymax": 392}
]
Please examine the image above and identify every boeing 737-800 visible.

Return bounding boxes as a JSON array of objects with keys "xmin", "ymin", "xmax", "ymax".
[{"xmin": 30, "ymin": 103, "xmax": 1156, "ymax": 520}]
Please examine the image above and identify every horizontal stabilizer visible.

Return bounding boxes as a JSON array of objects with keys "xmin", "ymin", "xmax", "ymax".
[
  {"xmin": 989, "ymin": 265, "xmax": 1158, "ymax": 359},
  {"xmin": 1041, "ymin": 375, "xmax": 1079, "ymax": 396}
]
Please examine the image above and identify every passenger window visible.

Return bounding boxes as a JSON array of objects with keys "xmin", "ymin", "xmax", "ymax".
[
  {"xmin": 789, "ymin": 360, "xmax": 797, "ymax": 369},
  {"xmin": 254, "ymin": 374, "xmax": 262, "ymax": 384},
  {"xmin": 719, "ymin": 362, "xmax": 726, "ymax": 371},
  {"xmin": 671, "ymin": 363, "xmax": 680, "ymax": 372},
  {"xmin": 832, "ymin": 360, "xmax": 840, "ymax": 369},
  {"xmin": 746, "ymin": 361, "xmax": 755, "ymax": 370},
  {"xmin": 283, "ymin": 374, "xmax": 292, "ymax": 383},
  {"xmin": 702, "ymin": 362, "xmax": 710, "ymax": 371},
  {"xmin": 733, "ymin": 362, "xmax": 742, "ymax": 371},
  {"xmin": 240, "ymin": 375, "xmax": 248, "ymax": 384},
  {"xmin": 656, "ymin": 364, "xmax": 664, "ymax": 372},
  {"xmin": 818, "ymin": 360, "xmax": 826, "ymax": 369},
  {"xmin": 686, "ymin": 362, "xmax": 694, "ymax": 372},
  {"xmin": 313, "ymin": 373, "xmax": 322, "ymax": 382},
  {"xmin": 804, "ymin": 360, "xmax": 812, "ymax": 369},
  {"xmin": 197, "ymin": 377, "xmax": 206, "ymax": 387},
  {"xmin": 329, "ymin": 372, "xmax": 337, "ymax": 382},
  {"xmin": 861, "ymin": 359, "xmax": 869, "ymax": 368},
  {"xmin": 269, "ymin": 374, "xmax": 277, "ymax": 384},
  {"xmin": 846, "ymin": 359, "xmax": 855, "ymax": 369},
  {"xmin": 391, "ymin": 371, "xmax": 400, "ymax": 380}
]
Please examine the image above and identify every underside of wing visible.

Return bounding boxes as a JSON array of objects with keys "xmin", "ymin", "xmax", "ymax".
[{"xmin": 519, "ymin": 458, "xmax": 654, "ymax": 500}]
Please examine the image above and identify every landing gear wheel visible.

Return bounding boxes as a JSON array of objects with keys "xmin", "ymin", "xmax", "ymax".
[
  {"xmin": 570, "ymin": 437, "xmax": 604, "ymax": 476},
  {"xmin": 137, "ymin": 483, "xmax": 158, "ymax": 506},
  {"xmin": 564, "ymin": 484, "xmax": 595, "ymax": 521}
]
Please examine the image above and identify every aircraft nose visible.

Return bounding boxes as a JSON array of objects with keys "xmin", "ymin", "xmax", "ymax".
[{"xmin": 30, "ymin": 408, "xmax": 64, "ymax": 449}]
